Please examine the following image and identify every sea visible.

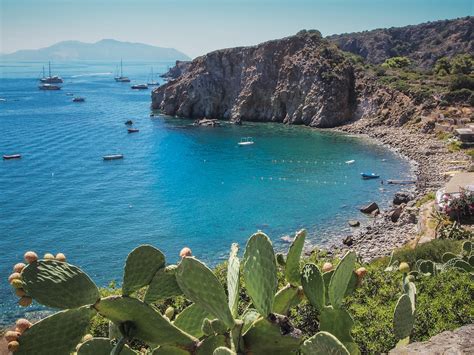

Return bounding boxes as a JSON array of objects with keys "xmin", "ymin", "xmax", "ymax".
[{"xmin": 0, "ymin": 60, "xmax": 413, "ymax": 324}]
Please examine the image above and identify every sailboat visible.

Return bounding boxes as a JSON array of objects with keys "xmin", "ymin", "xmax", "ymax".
[
  {"xmin": 147, "ymin": 67, "xmax": 159, "ymax": 86},
  {"xmin": 40, "ymin": 62, "xmax": 63, "ymax": 83},
  {"xmin": 114, "ymin": 59, "xmax": 130, "ymax": 82}
]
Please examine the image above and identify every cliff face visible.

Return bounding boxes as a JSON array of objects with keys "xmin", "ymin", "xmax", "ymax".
[
  {"xmin": 152, "ymin": 32, "xmax": 357, "ymax": 128},
  {"xmin": 327, "ymin": 17, "xmax": 473, "ymax": 68}
]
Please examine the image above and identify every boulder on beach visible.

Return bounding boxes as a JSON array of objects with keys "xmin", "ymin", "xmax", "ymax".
[
  {"xmin": 393, "ymin": 192, "xmax": 412, "ymax": 205},
  {"xmin": 348, "ymin": 220, "xmax": 360, "ymax": 227},
  {"xmin": 389, "ymin": 206, "xmax": 404, "ymax": 223},
  {"xmin": 343, "ymin": 235, "xmax": 354, "ymax": 246},
  {"xmin": 360, "ymin": 202, "xmax": 379, "ymax": 214}
]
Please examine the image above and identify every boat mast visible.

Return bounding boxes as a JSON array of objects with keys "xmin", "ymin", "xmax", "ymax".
[
  {"xmin": 42, "ymin": 66, "xmax": 45, "ymax": 78},
  {"xmin": 48, "ymin": 61, "xmax": 52, "ymax": 78},
  {"xmin": 120, "ymin": 59, "xmax": 123, "ymax": 77}
]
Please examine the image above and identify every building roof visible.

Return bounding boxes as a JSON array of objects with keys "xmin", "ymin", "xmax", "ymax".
[{"xmin": 444, "ymin": 172, "xmax": 474, "ymax": 194}]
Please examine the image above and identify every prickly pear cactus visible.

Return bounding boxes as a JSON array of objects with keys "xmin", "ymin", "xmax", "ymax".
[
  {"xmin": 176, "ymin": 257, "xmax": 235, "ymax": 329},
  {"xmin": 393, "ymin": 294, "xmax": 414, "ymax": 340},
  {"xmin": 16, "ymin": 307, "xmax": 95, "ymax": 355},
  {"xmin": 76, "ymin": 337, "xmax": 137, "ymax": 354},
  {"xmin": 301, "ymin": 331, "xmax": 350, "ymax": 355},
  {"xmin": 21, "ymin": 260, "xmax": 99, "ymax": 309},
  {"xmin": 284, "ymin": 229, "xmax": 306, "ymax": 286},
  {"xmin": 301, "ymin": 263, "xmax": 325, "ymax": 311},
  {"xmin": 242, "ymin": 232, "xmax": 278, "ymax": 317},
  {"xmin": 173, "ymin": 304, "xmax": 211, "ymax": 338},
  {"xmin": 273, "ymin": 284, "xmax": 303, "ymax": 315},
  {"xmin": 328, "ymin": 252, "xmax": 357, "ymax": 308},
  {"xmin": 144, "ymin": 265, "xmax": 182, "ymax": 303},
  {"xmin": 227, "ymin": 243, "xmax": 240, "ymax": 318},
  {"xmin": 213, "ymin": 347, "xmax": 236, "ymax": 355},
  {"xmin": 122, "ymin": 245, "xmax": 165, "ymax": 296}
]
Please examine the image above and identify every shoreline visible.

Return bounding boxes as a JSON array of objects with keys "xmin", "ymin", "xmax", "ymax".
[{"xmin": 321, "ymin": 117, "xmax": 469, "ymax": 261}]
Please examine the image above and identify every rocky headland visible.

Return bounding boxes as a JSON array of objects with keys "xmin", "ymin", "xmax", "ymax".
[
  {"xmin": 152, "ymin": 18, "xmax": 473, "ymax": 261},
  {"xmin": 152, "ymin": 30, "xmax": 357, "ymax": 127}
]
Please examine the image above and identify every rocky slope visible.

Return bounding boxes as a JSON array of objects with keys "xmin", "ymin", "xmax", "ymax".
[
  {"xmin": 152, "ymin": 31, "xmax": 357, "ymax": 128},
  {"xmin": 327, "ymin": 17, "xmax": 473, "ymax": 68}
]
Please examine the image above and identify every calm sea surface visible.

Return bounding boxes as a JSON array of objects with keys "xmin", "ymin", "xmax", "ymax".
[{"xmin": 0, "ymin": 60, "xmax": 412, "ymax": 324}]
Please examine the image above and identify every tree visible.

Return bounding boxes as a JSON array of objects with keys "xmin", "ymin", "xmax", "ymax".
[
  {"xmin": 434, "ymin": 57, "xmax": 451, "ymax": 75},
  {"xmin": 451, "ymin": 54, "xmax": 473, "ymax": 75},
  {"xmin": 381, "ymin": 56, "xmax": 411, "ymax": 69}
]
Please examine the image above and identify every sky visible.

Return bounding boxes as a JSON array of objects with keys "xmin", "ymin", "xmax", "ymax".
[{"xmin": 0, "ymin": 0, "xmax": 472, "ymax": 58}]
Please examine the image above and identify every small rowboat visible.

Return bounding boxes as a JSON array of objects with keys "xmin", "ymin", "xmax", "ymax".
[
  {"xmin": 103, "ymin": 154, "xmax": 124, "ymax": 161},
  {"xmin": 72, "ymin": 97, "xmax": 85, "ymax": 102},
  {"xmin": 128, "ymin": 128, "xmax": 139, "ymax": 133},
  {"xmin": 361, "ymin": 172, "xmax": 380, "ymax": 179},
  {"xmin": 238, "ymin": 137, "xmax": 254, "ymax": 146},
  {"xmin": 3, "ymin": 154, "xmax": 21, "ymax": 160}
]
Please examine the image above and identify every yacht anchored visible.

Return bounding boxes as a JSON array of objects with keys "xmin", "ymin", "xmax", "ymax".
[
  {"xmin": 39, "ymin": 83, "xmax": 61, "ymax": 90},
  {"xmin": 114, "ymin": 59, "xmax": 130, "ymax": 82},
  {"xmin": 131, "ymin": 84, "xmax": 148, "ymax": 90},
  {"xmin": 147, "ymin": 67, "xmax": 159, "ymax": 86},
  {"xmin": 40, "ymin": 62, "xmax": 63, "ymax": 84}
]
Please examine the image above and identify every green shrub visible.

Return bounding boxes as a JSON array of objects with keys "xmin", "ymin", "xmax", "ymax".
[
  {"xmin": 451, "ymin": 54, "xmax": 473, "ymax": 75},
  {"xmin": 392, "ymin": 239, "xmax": 463, "ymax": 265},
  {"xmin": 416, "ymin": 192, "xmax": 436, "ymax": 207},
  {"xmin": 382, "ymin": 56, "xmax": 411, "ymax": 69},
  {"xmin": 450, "ymin": 74, "xmax": 474, "ymax": 91},
  {"xmin": 434, "ymin": 57, "xmax": 451, "ymax": 75}
]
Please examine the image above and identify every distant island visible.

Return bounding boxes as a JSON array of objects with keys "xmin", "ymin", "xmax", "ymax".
[{"xmin": 0, "ymin": 39, "xmax": 190, "ymax": 61}]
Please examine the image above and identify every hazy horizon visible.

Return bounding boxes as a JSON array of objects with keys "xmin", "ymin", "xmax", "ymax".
[{"xmin": 1, "ymin": 0, "xmax": 473, "ymax": 58}]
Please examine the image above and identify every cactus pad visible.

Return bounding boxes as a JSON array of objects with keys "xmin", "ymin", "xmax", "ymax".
[
  {"xmin": 452, "ymin": 259, "xmax": 472, "ymax": 272},
  {"xmin": 77, "ymin": 337, "xmax": 136, "ymax": 354},
  {"xmin": 95, "ymin": 296, "xmax": 197, "ymax": 347},
  {"xmin": 22, "ymin": 260, "xmax": 99, "ymax": 309},
  {"xmin": 242, "ymin": 232, "xmax": 278, "ymax": 317},
  {"xmin": 442, "ymin": 252, "xmax": 458, "ymax": 263},
  {"xmin": 404, "ymin": 281, "xmax": 416, "ymax": 311},
  {"xmin": 418, "ymin": 260, "xmax": 435, "ymax": 275},
  {"xmin": 284, "ymin": 229, "xmax": 306, "ymax": 286},
  {"xmin": 319, "ymin": 306, "xmax": 357, "ymax": 353},
  {"xmin": 122, "ymin": 245, "xmax": 165, "ymax": 296},
  {"xmin": 301, "ymin": 331, "xmax": 350, "ymax": 355},
  {"xmin": 227, "ymin": 243, "xmax": 240, "ymax": 318},
  {"xmin": 328, "ymin": 251, "xmax": 356, "ymax": 308},
  {"xmin": 462, "ymin": 241, "xmax": 472, "ymax": 255},
  {"xmin": 393, "ymin": 294, "xmax": 414, "ymax": 339},
  {"xmin": 241, "ymin": 309, "xmax": 260, "ymax": 334},
  {"xmin": 144, "ymin": 265, "xmax": 182, "ymax": 303},
  {"xmin": 176, "ymin": 257, "xmax": 234, "ymax": 328},
  {"xmin": 213, "ymin": 347, "xmax": 236, "ymax": 355},
  {"xmin": 301, "ymin": 263, "xmax": 325, "ymax": 311},
  {"xmin": 173, "ymin": 304, "xmax": 211, "ymax": 338},
  {"xmin": 16, "ymin": 306, "xmax": 95, "ymax": 355},
  {"xmin": 273, "ymin": 285, "xmax": 303, "ymax": 315},
  {"xmin": 243, "ymin": 316, "xmax": 302, "ymax": 354}
]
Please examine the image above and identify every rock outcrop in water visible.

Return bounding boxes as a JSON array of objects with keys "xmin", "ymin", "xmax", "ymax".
[{"xmin": 152, "ymin": 31, "xmax": 357, "ymax": 127}]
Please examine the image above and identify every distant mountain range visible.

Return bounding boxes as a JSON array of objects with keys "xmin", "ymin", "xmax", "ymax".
[{"xmin": 0, "ymin": 39, "xmax": 191, "ymax": 61}]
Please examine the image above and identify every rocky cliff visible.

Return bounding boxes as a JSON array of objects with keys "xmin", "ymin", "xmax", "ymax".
[
  {"xmin": 152, "ymin": 31, "xmax": 357, "ymax": 127},
  {"xmin": 327, "ymin": 17, "xmax": 473, "ymax": 68}
]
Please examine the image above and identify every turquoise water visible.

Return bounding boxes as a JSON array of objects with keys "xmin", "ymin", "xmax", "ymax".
[{"xmin": 0, "ymin": 61, "xmax": 412, "ymax": 324}]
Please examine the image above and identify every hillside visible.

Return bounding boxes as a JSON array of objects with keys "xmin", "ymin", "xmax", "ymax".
[
  {"xmin": 0, "ymin": 39, "xmax": 190, "ymax": 61},
  {"xmin": 327, "ymin": 17, "xmax": 473, "ymax": 68}
]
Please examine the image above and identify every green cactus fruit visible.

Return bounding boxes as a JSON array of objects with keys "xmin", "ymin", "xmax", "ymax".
[
  {"xmin": 77, "ymin": 337, "xmax": 136, "ymax": 355},
  {"xmin": 396, "ymin": 336, "xmax": 410, "ymax": 348},
  {"xmin": 301, "ymin": 263, "xmax": 325, "ymax": 311},
  {"xmin": 16, "ymin": 306, "xmax": 95, "ymax": 355},
  {"xmin": 10, "ymin": 279, "xmax": 24, "ymax": 289},
  {"xmin": 393, "ymin": 294, "xmax": 414, "ymax": 340},
  {"xmin": 276, "ymin": 253, "xmax": 286, "ymax": 267},
  {"xmin": 242, "ymin": 232, "xmax": 278, "ymax": 317},
  {"xmin": 201, "ymin": 318, "xmax": 214, "ymax": 336},
  {"xmin": 462, "ymin": 241, "xmax": 472, "ymax": 255},
  {"xmin": 398, "ymin": 262, "xmax": 410, "ymax": 273},
  {"xmin": 243, "ymin": 315, "xmax": 302, "ymax": 354},
  {"xmin": 301, "ymin": 331, "xmax": 350, "ymax": 355},
  {"xmin": 241, "ymin": 309, "xmax": 260, "ymax": 334},
  {"xmin": 213, "ymin": 347, "xmax": 236, "ymax": 355},
  {"xmin": 122, "ymin": 245, "xmax": 165, "ymax": 296},
  {"xmin": 284, "ymin": 229, "xmax": 306, "ymax": 286},
  {"xmin": 176, "ymin": 257, "xmax": 234, "ymax": 329},
  {"xmin": 273, "ymin": 284, "xmax": 303, "ymax": 315},
  {"xmin": 442, "ymin": 252, "xmax": 458, "ymax": 263},
  {"xmin": 165, "ymin": 307, "xmax": 175, "ymax": 320},
  {"xmin": 21, "ymin": 260, "xmax": 99, "ymax": 309},
  {"xmin": 227, "ymin": 243, "xmax": 240, "ymax": 318},
  {"xmin": 196, "ymin": 335, "xmax": 228, "ymax": 355},
  {"xmin": 95, "ymin": 296, "xmax": 197, "ymax": 348},
  {"xmin": 152, "ymin": 345, "xmax": 190, "ymax": 354},
  {"xmin": 173, "ymin": 304, "xmax": 211, "ymax": 339},
  {"xmin": 144, "ymin": 265, "xmax": 182, "ymax": 303},
  {"xmin": 319, "ymin": 306, "xmax": 358, "ymax": 354},
  {"xmin": 328, "ymin": 252, "xmax": 356, "ymax": 308},
  {"xmin": 418, "ymin": 260, "xmax": 435, "ymax": 276}
]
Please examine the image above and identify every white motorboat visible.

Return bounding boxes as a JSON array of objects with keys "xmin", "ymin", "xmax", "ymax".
[{"xmin": 238, "ymin": 137, "xmax": 254, "ymax": 146}]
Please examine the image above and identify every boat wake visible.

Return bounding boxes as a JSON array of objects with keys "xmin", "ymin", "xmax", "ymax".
[{"xmin": 70, "ymin": 72, "xmax": 112, "ymax": 78}]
